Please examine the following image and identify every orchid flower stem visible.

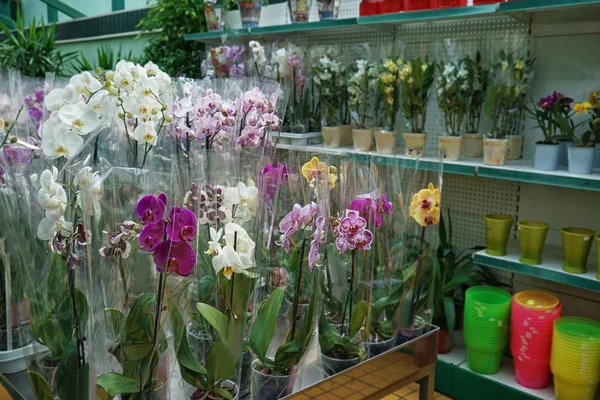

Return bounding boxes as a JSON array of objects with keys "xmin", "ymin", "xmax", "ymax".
[
  {"xmin": 93, "ymin": 134, "xmax": 100, "ymax": 165},
  {"xmin": 0, "ymin": 107, "xmax": 23, "ymax": 149},
  {"xmin": 409, "ymin": 227, "xmax": 426, "ymax": 328},
  {"xmin": 145, "ymin": 272, "xmax": 166, "ymax": 393},
  {"xmin": 117, "ymin": 257, "xmax": 129, "ymax": 307},
  {"xmin": 340, "ymin": 249, "xmax": 356, "ymax": 335},
  {"xmin": 226, "ymin": 232, "xmax": 238, "ymax": 340},
  {"xmin": 290, "ymin": 237, "xmax": 307, "ymax": 340},
  {"xmin": 67, "ymin": 259, "xmax": 85, "ymax": 400}
]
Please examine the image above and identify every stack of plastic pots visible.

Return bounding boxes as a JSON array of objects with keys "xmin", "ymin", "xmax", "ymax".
[
  {"xmin": 463, "ymin": 286, "xmax": 512, "ymax": 374},
  {"xmin": 510, "ymin": 291, "xmax": 562, "ymax": 389},
  {"xmin": 551, "ymin": 317, "xmax": 600, "ymax": 400}
]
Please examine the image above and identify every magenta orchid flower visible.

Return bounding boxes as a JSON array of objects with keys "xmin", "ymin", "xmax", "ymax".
[
  {"xmin": 139, "ymin": 219, "xmax": 165, "ymax": 251},
  {"xmin": 334, "ymin": 210, "xmax": 373, "ymax": 254},
  {"xmin": 167, "ymin": 208, "xmax": 197, "ymax": 243},
  {"xmin": 152, "ymin": 240, "xmax": 197, "ymax": 276},
  {"xmin": 136, "ymin": 194, "xmax": 167, "ymax": 225}
]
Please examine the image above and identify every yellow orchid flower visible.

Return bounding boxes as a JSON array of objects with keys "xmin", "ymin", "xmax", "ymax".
[
  {"xmin": 574, "ymin": 101, "xmax": 592, "ymax": 116},
  {"xmin": 301, "ymin": 156, "xmax": 328, "ymax": 184},
  {"xmin": 328, "ymin": 166, "xmax": 337, "ymax": 190},
  {"xmin": 409, "ymin": 183, "xmax": 441, "ymax": 225},
  {"xmin": 588, "ymin": 92, "xmax": 598, "ymax": 106}
]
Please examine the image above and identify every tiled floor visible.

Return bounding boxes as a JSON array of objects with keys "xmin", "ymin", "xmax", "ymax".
[{"xmin": 381, "ymin": 383, "xmax": 453, "ymax": 400}]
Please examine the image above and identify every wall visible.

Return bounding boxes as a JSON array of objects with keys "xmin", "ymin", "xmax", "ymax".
[{"xmin": 21, "ymin": 0, "xmax": 154, "ymax": 24}]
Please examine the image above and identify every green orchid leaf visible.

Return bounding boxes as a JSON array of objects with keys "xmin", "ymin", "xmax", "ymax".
[
  {"xmin": 30, "ymin": 319, "xmax": 67, "ymax": 359},
  {"xmin": 105, "ymin": 308, "xmax": 127, "ymax": 342},
  {"xmin": 318, "ymin": 333, "xmax": 336, "ymax": 354},
  {"xmin": 55, "ymin": 339, "xmax": 89, "ymax": 400},
  {"xmin": 372, "ymin": 280, "xmax": 404, "ymax": 319},
  {"xmin": 168, "ymin": 301, "xmax": 207, "ymax": 376},
  {"xmin": 349, "ymin": 301, "xmax": 368, "ymax": 338},
  {"xmin": 249, "ymin": 286, "xmax": 284, "ymax": 366},
  {"xmin": 122, "ymin": 293, "xmax": 155, "ymax": 362},
  {"xmin": 206, "ymin": 340, "xmax": 236, "ymax": 384},
  {"xmin": 28, "ymin": 371, "xmax": 54, "ymax": 400},
  {"xmin": 273, "ymin": 339, "xmax": 302, "ymax": 370},
  {"xmin": 196, "ymin": 303, "xmax": 229, "ymax": 341},
  {"xmin": 96, "ymin": 372, "xmax": 140, "ymax": 397},
  {"xmin": 215, "ymin": 387, "xmax": 234, "ymax": 400},
  {"xmin": 56, "ymin": 287, "xmax": 89, "ymax": 336},
  {"xmin": 443, "ymin": 296, "xmax": 456, "ymax": 344}
]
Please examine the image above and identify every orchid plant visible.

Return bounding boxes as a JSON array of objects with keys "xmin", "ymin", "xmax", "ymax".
[
  {"xmin": 567, "ymin": 91, "xmax": 600, "ymax": 148},
  {"xmin": 236, "ymin": 87, "xmax": 281, "ymax": 151},
  {"xmin": 205, "ymin": 45, "xmax": 246, "ymax": 78},
  {"xmin": 399, "ymin": 57, "xmax": 435, "ymax": 134},
  {"xmin": 436, "ymin": 59, "xmax": 469, "ymax": 137},
  {"xmin": 348, "ymin": 60, "xmax": 378, "ymax": 129},
  {"xmin": 249, "ymin": 41, "xmax": 269, "ymax": 78},
  {"xmin": 378, "ymin": 58, "xmax": 402, "ymax": 132},
  {"xmin": 463, "ymin": 52, "xmax": 489, "ymax": 135},
  {"xmin": 312, "ymin": 53, "xmax": 347, "ymax": 127},
  {"xmin": 485, "ymin": 51, "xmax": 534, "ymax": 139},
  {"xmin": 272, "ymin": 46, "xmax": 307, "ymax": 133},
  {"xmin": 525, "ymin": 91, "xmax": 573, "ymax": 144}
]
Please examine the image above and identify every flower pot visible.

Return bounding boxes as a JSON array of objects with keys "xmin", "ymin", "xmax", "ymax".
[
  {"xmin": 403, "ymin": 133, "xmax": 426, "ymax": 157},
  {"xmin": 438, "ymin": 136, "xmax": 462, "ymax": 161},
  {"xmin": 438, "ymin": 329, "xmax": 453, "ymax": 354},
  {"xmin": 533, "ymin": 143, "xmax": 560, "ymax": 171},
  {"xmin": 558, "ymin": 140, "xmax": 573, "ymax": 167},
  {"xmin": 596, "ymin": 235, "xmax": 600, "ymax": 280},
  {"xmin": 239, "ymin": 351, "xmax": 252, "ymax": 398},
  {"xmin": 240, "ymin": 2, "xmax": 262, "ymax": 28},
  {"xmin": 322, "ymin": 126, "xmax": 342, "ymax": 148},
  {"xmin": 518, "ymin": 221, "xmax": 549, "ymax": 265},
  {"xmin": 561, "ymin": 227, "xmax": 595, "ymax": 274},
  {"xmin": 366, "ymin": 335, "xmax": 396, "ymax": 358},
  {"xmin": 289, "ymin": 0, "xmax": 312, "ymax": 22},
  {"xmin": 204, "ymin": 4, "xmax": 225, "ymax": 32},
  {"xmin": 462, "ymin": 133, "xmax": 484, "ymax": 158},
  {"xmin": 187, "ymin": 380, "xmax": 239, "ymax": 399},
  {"xmin": 484, "ymin": 214, "xmax": 513, "ymax": 256},
  {"xmin": 36, "ymin": 352, "xmax": 58, "ymax": 393},
  {"xmin": 251, "ymin": 360, "xmax": 297, "ymax": 400},
  {"xmin": 320, "ymin": 352, "xmax": 361, "ymax": 376},
  {"xmin": 374, "ymin": 130, "xmax": 396, "ymax": 154},
  {"xmin": 506, "ymin": 135, "xmax": 523, "ymax": 160},
  {"xmin": 340, "ymin": 125, "xmax": 353, "ymax": 145},
  {"xmin": 567, "ymin": 146, "xmax": 595, "ymax": 175},
  {"xmin": 593, "ymin": 143, "xmax": 600, "ymax": 169},
  {"xmin": 353, "ymin": 128, "xmax": 373, "ymax": 151},
  {"xmin": 483, "ymin": 139, "xmax": 509, "ymax": 166},
  {"xmin": 0, "ymin": 322, "xmax": 31, "ymax": 351},
  {"xmin": 187, "ymin": 323, "xmax": 212, "ymax": 364},
  {"xmin": 317, "ymin": 0, "xmax": 336, "ymax": 19},
  {"xmin": 396, "ymin": 316, "xmax": 427, "ymax": 345}
]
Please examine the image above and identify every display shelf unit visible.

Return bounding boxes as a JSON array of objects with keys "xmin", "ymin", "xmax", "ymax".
[
  {"xmin": 276, "ymin": 143, "xmax": 600, "ymax": 191},
  {"xmin": 474, "ymin": 242, "xmax": 600, "ymax": 293},
  {"xmin": 185, "ymin": 0, "xmax": 600, "ymax": 43}
]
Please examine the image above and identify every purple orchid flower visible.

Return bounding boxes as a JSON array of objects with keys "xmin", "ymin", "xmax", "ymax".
[
  {"xmin": 139, "ymin": 219, "xmax": 165, "ymax": 251},
  {"xmin": 349, "ymin": 197, "xmax": 380, "ymax": 227},
  {"xmin": 258, "ymin": 162, "xmax": 289, "ymax": 201},
  {"xmin": 334, "ymin": 211, "xmax": 374, "ymax": 254},
  {"xmin": 167, "ymin": 208, "xmax": 197, "ymax": 243},
  {"xmin": 340, "ymin": 210, "xmax": 367, "ymax": 233},
  {"xmin": 136, "ymin": 194, "xmax": 167, "ymax": 225},
  {"xmin": 152, "ymin": 240, "xmax": 197, "ymax": 277},
  {"xmin": 308, "ymin": 216, "xmax": 327, "ymax": 270},
  {"xmin": 2, "ymin": 145, "xmax": 32, "ymax": 167},
  {"xmin": 377, "ymin": 193, "xmax": 393, "ymax": 215},
  {"xmin": 299, "ymin": 202, "xmax": 317, "ymax": 226}
]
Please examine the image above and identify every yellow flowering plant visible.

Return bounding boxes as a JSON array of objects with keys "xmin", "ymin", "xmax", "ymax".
[
  {"xmin": 378, "ymin": 57, "xmax": 402, "ymax": 131},
  {"xmin": 301, "ymin": 156, "xmax": 337, "ymax": 190},
  {"xmin": 571, "ymin": 91, "xmax": 600, "ymax": 147},
  {"xmin": 399, "ymin": 57, "xmax": 435, "ymax": 133}
]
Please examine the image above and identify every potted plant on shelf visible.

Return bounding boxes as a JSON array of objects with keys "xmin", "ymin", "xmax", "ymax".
[
  {"xmin": 376, "ymin": 58, "xmax": 402, "ymax": 154},
  {"xmin": 462, "ymin": 52, "xmax": 488, "ymax": 158},
  {"xmin": 204, "ymin": 0, "xmax": 227, "ymax": 32},
  {"xmin": 436, "ymin": 58, "xmax": 469, "ymax": 161},
  {"xmin": 560, "ymin": 96, "xmax": 600, "ymax": 175},
  {"xmin": 484, "ymin": 51, "xmax": 534, "ymax": 165},
  {"xmin": 399, "ymin": 57, "xmax": 435, "ymax": 158},
  {"xmin": 313, "ymin": 53, "xmax": 347, "ymax": 148},
  {"xmin": 289, "ymin": 0, "xmax": 312, "ymax": 22},
  {"xmin": 237, "ymin": 0, "xmax": 265, "ymax": 28},
  {"xmin": 525, "ymin": 91, "xmax": 573, "ymax": 171},
  {"xmin": 348, "ymin": 59, "xmax": 378, "ymax": 152},
  {"xmin": 273, "ymin": 45, "xmax": 308, "ymax": 133}
]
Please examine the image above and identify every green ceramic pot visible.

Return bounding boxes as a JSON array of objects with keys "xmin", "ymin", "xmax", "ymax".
[
  {"xmin": 561, "ymin": 228, "xmax": 595, "ymax": 274},
  {"xmin": 484, "ymin": 214, "xmax": 514, "ymax": 256},
  {"xmin": 518, "ymin": 221, "xmax": 549, "ymax": 265}
]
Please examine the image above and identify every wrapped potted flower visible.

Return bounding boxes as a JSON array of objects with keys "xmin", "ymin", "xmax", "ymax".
[
  {"xmin": 289, "ymin": 0, "xmax": 312, "ymax": 22},
  {"xmin": 204, "ymin": 0, "xmax": 227, "ymax": 31},
  {"xmin": 376, "ymin": 58, "xmax": 402, "ymax": 154},
  {"xmin": 348, "ymin": 60, "xmax": 378, "ymax": 151},
  {"xmin": 484, "ymin": 51, "xmax": 534, "ymax": 165},
  {"xmin": 399, "ymin": 57, "xmax": 435, "ymax": 157},
  {"xmin": 525, "ymin": 91, "xmax": 573, "ymax": 171},
  {"xmin": 436, "ymin": 58, "xmax": 469, "ymax": 161},
  {"xmin": 272, "ymin": 45, "xmax": 308, "ymax": 133},
  {"xmin": 313, "ymin": 53, "xmax": 347, "ymax": 148},
  {"xmin": 238, "ymin": 0, "xmax": 265, "ymax": 27},
  {"xmin": 558, "ymin": 99, "xmax": 598, "ymax": 175},
  {"xmin": 462, "ymin": 52, "xmax": 488, "ymax": 158}
]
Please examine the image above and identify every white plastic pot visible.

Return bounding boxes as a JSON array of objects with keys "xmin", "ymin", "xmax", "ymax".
[
  {"xmin": 558, "ymin": 140, "xmax": 573, "ymax": 167},
  {"xmin": 593, "ymin": 143, "xmax": 600, "ymax": 170},
  {"xmin": 438, "ymin": 136, "xmax": 462, "ymax": 161},
  {"xmin": 506, "ymin": 135, "xmax": 523, "ymax": 160},
  {"xmin": 567, "ymin": 146, "xmax": 595, "ymax": 175},
  {"xmin": 533, "ymin": 143, "xmax": 560, "ymax": 171}
]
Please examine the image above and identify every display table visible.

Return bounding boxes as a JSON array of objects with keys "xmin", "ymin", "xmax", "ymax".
[{"xmin": 284, "ymin": 326, "xmax": 439, "ymax": 400}]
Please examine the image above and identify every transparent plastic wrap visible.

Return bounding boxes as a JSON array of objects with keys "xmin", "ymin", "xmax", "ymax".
[
  {"xmin": 345, "ymin": 43, "xmax": 378, "ymax": 130},
  {"xmin": 249, "ymin": 151, "xmax": 330, "ymax": 399},
  {"xmin": 204, "ymin": 44, "xmax": 247, "ymax": 78},
  {"xmin": 310, "ymin": 45, "xmax": 347, "ymax": 129},
  {"xmin": 381, "ymin": 157, "xmax": 444, "ymax": 344},
  {"xmin": 317, "ymin": 155, "xmax": 377, "ymax": 374}
]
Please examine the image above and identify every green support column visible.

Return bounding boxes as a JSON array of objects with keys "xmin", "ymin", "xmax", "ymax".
[
  {"xmin": 112, "ymin": 0, "xmax": 125, "ymax": 11},
  {"xmin": 48, "ymin": 6, "xmax": 58, "ymax": 23},
  {"xmin": 38, "ymin": 0, "xmax": 85, "ymax": 19}
]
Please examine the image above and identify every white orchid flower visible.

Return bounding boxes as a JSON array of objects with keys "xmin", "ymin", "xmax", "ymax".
[
  {"xmin": 114, "ymin": 70, "xmax": 134, "ymax": 91},
  {"xmin": 206, "ymin": 227, "xmax": 223, "ymax": 255},
  {"xmin": 132, "ymin": 120, "xmax": 158, "ymax": 145},
  {"xmin": 224, "ymin": 223, "xmax": 255, "ymax": 260},
  {"xmin": 45, "ymin": 85, "xmax": 77, "ymax": 111},
  {"xmin": 74, "ymin": 167, "xmax": 102, "ymax": 220},
  {"xmin": 41, "ymin": 119, "xmax": 84, "ymax": 159},
  {"xmin": 37, "ymin": 215, "xmax": 73, "ymax": 242},
  {"xmin": 58, "ymin": 103, "xmax": 100, "ymax": 135},
  {"xmin": 37, "ymin": 167, "xmax": 67, "ymax": 219},
  {"xmin": 212, "ymin": 244, "xmax": 253, "ymax": 280},
  {"xmin": 70, "ymin": 72, "xmax": 102, "ymax": 96},
  {"xmin": 144, "ymin": 61, "xmax": 160, "ymax": 76},
  {"xmin": 87, "ymin": 90, "xmax": 115, "ymax": 116},
  {"xmin": 135, "ymin": 75, "xmax": 160, "ymax": 99}
]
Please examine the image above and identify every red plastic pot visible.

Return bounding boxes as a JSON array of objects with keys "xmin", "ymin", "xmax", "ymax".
[
  {"xmin": 437, "ymin": 0, "xmax": 466, "ymax": 7},
  {"xmin": 404, "ymin": 0, "xmax": 435, "ymax": 11},
  {"xmin": 514, "ymin": 359, "xmax": 551, "ymax": 389}
]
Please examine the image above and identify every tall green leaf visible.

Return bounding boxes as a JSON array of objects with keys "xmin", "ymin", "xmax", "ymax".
[
  {"xmin": 96, "ymin": 372, "xmax": 140, "ymax": 399},
  {"xmin": 55, "ymin": 339, "xmax": 89, "ymax": 400},
  {"xmin": 196, "ymin": 303, "xmax": 228, "ymax": 341},
  {"xmin": 349, "ymin": 301, "xmax": 368, "ymax": 338},
  {"xmin": 206, "ymin": 341, "xmax": 236, "ymax": 385},
  {"xmin": 249, "ymin": 287, "xmax": 284, "ymax": 367},
  {"xmin": 122, "ymin": 293, "xmax": 155, "ymax": 362},
  {"xmin": 28, "ymin": 371, "xmax": 53, "ymax": 400}
]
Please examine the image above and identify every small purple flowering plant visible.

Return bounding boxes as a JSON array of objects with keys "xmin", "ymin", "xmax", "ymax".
[
  {"xmin": 236, "ymin": 88, "xmax": 280, "ymax": 151},
  {"xmin": 526, "ymin": 91, "xmax": 574, "ymax": 144}
]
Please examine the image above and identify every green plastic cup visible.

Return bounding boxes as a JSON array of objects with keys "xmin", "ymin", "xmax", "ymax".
[
  {"xmin": 596, "ymin": 235, "xmax": 600, "ymax": 280},
  {"xmin": 467, "ymin": 346, "xmax": 503, "ymax": 375},
  {"xmin": 561, "ymin": 228, "xmax": 595, "ymax": 274},
  {"xmin": 484, "ymin": 214, "xmax": 513, "ymax": 256},
  {"xmin": 518, "ymin": 221, "xmax": 549, "ymax": 265}
]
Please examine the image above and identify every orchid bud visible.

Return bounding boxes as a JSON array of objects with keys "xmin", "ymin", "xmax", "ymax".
[
  {"xmin": 95, "ymin": 67, "xmax": 104, "ymax": 74},
  {"xmin": 151, "ymin": 108, "xmax": 159, "ymax": 115},
  {"xmin": 165, "ymin": 115, "xmax": 173, "ymax": 123},
  {"xmin": 106, "ymin": 71, "xmax": 115, "ymax": 80},
  {"xmin": 118, "ymin": 112, "xmax": 125, "ymax": 119},
  {"xmin": 107, "ymin": 85, "xmax": 118, "ymax": 97},
  {"xmin": 126, "ymin": 112, "xmax": 133, "ymax": 119},
  {"xmin": 161, "ymin": 105, "xmax": 167, "ymax": 111},
  {"xmin": 9, "ymin": 136, "xmax": 17, "ymax": 143}
]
